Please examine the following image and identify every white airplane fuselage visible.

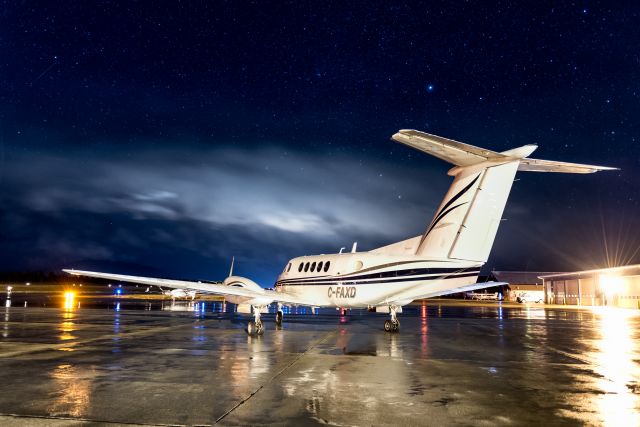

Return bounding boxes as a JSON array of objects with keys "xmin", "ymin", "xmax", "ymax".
[{"xmin": 274, "ymin": 253, "xmax": 481, "ymax": 308}]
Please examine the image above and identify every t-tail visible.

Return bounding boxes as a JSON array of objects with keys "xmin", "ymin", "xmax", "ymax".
[{"xmin": 392, "ymin": 130, "xmax": 617, "ymax": 263}]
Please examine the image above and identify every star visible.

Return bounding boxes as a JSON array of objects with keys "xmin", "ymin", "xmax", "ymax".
[{"xmin": 426, "ymin": 84, "xmax": 435, "ymax": 93}]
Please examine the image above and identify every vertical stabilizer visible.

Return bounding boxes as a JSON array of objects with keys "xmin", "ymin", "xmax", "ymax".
[{"xmin": 415, "ymin": 161, "xmax": 518, "ymax": 262}]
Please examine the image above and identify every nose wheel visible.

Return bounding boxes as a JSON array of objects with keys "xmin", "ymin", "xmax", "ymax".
[
  {"xmin": 247, "ymin": 306, "xmax": 265, "ymax": 335},
  {"xmin": 247, "ymin": 319, "xmax": 264, "ymax": 335}
]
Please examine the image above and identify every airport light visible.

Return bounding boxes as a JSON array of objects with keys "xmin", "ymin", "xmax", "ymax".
[
  {"xmin": 64, "ymin": 291, "xmax": 76, "ymax": 310},
  {"xmin": 600, "ymin": 274, "xmax": 624, "ymax": 298}
]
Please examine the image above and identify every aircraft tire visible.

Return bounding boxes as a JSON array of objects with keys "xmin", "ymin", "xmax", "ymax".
[
  {"xmin": 275, "ymin": 310, "xmax": 283, "ymax": 327},
  {"xmin": 384, "ymin": 319, "xmax": 393, "ymax": 332}
]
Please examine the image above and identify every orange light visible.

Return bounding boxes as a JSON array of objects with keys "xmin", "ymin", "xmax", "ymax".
[
  {"xmin": 64, "ymin": 291, "xmax": 76, "ymax": 310},
  {"xmin": 600, "ymin": 274, "xmax": 624, "ymax": 298}
]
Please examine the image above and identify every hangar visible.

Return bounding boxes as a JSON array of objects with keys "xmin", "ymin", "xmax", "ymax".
[
  {"xmin": 488, "ymin": 271, "xmax": 558, "ymax": 302},
  {"xmin": 540, "ymin": 265, "xmax": 640, "ymax": 308}
]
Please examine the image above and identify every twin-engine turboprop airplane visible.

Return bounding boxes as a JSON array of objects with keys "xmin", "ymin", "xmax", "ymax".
[{"xmin": 65, "ymin": 130, "xmax": 616, "ymax": 334}]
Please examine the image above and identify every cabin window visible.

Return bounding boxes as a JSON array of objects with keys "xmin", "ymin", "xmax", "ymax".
[
  {"xmin": 317, "ymin": 261, "xmax": 323, "ymax": 272},
  {"xmin": 324, "ymin": 261, "xmax": 330, "ymax": 272},
  {"xmin": 298, "ymin": 263, "xmax": 303, "ymax": 272},
  {"xmin": 304, "ymin": 262, "xmax": 310, "ymax": 272},
  {"xmin": 311, "ymin": 262, "xmax": 316, "ymax": 272},
  {"xmin": 287, "ymin": 263, "xmax": 292, "ymax": 272}
]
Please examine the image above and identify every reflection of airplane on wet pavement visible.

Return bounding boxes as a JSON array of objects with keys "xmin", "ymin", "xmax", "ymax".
[{"xmin": 65, "ymin": 129, "xmax": 615, "ymax": 335}]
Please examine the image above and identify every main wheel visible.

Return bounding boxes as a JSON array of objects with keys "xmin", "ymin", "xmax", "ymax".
[
  {"xmin": 275, "ymin": 310, "xmax": 283, "ymax": 327},
  {"xmin": 392, "ymin": 319, "xmax": 400, "ymax": 332},
  {"xmin": 256, "ymin": 320, "xmax": 264, "ymax": 335},
  {"xmin": 384, "ymin": 319, "xmax": 393, "ymax": 332},
  {"xmin": 247, "ymin": 321, "xmax": 255, "ymax": 335}
]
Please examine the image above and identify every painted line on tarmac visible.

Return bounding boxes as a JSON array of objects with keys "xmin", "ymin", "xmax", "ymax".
[
  {"xmin": 0, "ymin": 413, "xmax": 198, "ymax": 426},
  {"xmin": 545, "ymin": 345, "xmax": 593, "ymax": 365},
  {"xmin": 0, "ymin": 319, "xmax": 219, "ymax": 358},
  {"xmin": 215, "ymin": 328, "xmax": 337, "ymax": 424}
]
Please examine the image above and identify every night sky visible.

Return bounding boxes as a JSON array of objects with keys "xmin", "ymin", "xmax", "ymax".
[{"xmin": 2, "ymin": 2, "xmax": 639, "ymax": 284}]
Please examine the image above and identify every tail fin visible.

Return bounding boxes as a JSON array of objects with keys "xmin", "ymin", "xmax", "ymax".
[{"xmin": 393, "ymin": 130, "xmax": 616, "ymax": 263}]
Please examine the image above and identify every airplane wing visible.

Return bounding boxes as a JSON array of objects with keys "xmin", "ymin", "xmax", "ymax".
[
  {"xmin": 62, "ymin": 269, "xmax": 317, "ymax": 306},
  {"xmin": 392, "ymin": 129, "xmax": 507, "ymax": 167},
  {"xmin": 518, "ymin": 158, "xmax": 619, "ymax": 174},
  {"xmin": 377, "ymin": 281, "xmax": 507, "ymax": 306}
]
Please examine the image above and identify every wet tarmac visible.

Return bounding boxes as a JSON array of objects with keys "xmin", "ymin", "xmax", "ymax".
[{"xmin": 1, "ymin": 299, "xmax": 640, "ymax": 426}]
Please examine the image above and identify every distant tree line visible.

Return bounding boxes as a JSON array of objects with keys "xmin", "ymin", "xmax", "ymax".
[{"xmin": 0, "ymin": 271, "xmax": 64, "ymax": 283}]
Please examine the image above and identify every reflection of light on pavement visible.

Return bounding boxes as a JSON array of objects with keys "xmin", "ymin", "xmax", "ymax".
[
  {"xmin": 247, "ymin": 336, "xmax": 269, "ymax": 378},
  {"xmin": 593, "ymin": 308, "xmax": 640, "ymax": 426},
  {"xmin": 47, "ymin": 364, "xmax": 92, "ymax": 417},
  {"xmin": 59, "ymin": 310, "xmax": 76, "ymax": 341},
  {"xmin": 2, "ymin": 307, "xmax": 8, "ymax": 338},
  {"xmin": 388, "ymin": 333, "xmax": 400, "ymax": 358},
  {"xmin": 420, "ymin": 303, "xmax": 428, "ymax": 357}
]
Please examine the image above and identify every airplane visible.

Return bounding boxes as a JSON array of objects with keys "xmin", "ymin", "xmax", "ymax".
[
  {"xmin": 64, "ymin": 129, "xmax": 616, "ymax": 335},
  {"xmin": 163, "ymin": 288, "xmax": 197, "ymax": 300}
]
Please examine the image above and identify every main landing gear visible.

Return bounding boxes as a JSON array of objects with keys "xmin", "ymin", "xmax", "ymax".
[
  {"xmin": 384, "ymin": 306, "xmax": 400, "ymax": 333},
  {"xmin": 275, "ymin": 303, "xmax": 284, "ymax": 327},
  {"xmin": 247, "ymin": 306, "xmax": 265, "ymax": 336}
]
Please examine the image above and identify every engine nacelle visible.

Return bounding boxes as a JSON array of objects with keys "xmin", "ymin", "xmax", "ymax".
[
  {"xmin": 223, "ymin": 276, "xmax": 271, "ymax": 306},
  {"xmin": 223, "ymin": 275, "xmax": 263, "ymax": 292}
]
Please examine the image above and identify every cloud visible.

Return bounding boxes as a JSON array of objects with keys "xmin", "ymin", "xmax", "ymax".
[{"xmin": 1, "ymin": 139, "xmax": 448, "ymax": 278}]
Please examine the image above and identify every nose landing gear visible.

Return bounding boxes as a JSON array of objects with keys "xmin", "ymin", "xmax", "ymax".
[{"xmin": 247, "ymin": 305, "xmax": 265, "ymax": 335}]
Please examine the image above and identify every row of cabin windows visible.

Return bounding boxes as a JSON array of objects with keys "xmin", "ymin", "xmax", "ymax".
[{"xmin": 298, "ymin": 260, "xmax": 330, "ymax": 273}]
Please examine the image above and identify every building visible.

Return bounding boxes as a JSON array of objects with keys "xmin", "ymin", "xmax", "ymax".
[
  {"xmin": 489, "ymin": 271, "xmax": 559, "ymax": 303},
  {"xmin": 540, "ymin": 264, "xmax": 640, "ymax": 308}
]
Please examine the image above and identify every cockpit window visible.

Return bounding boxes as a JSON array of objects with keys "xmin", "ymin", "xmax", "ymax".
[
  {"xmin": 298, "ymin": 263, "xmax": 303, "ymax": 272},
  {"xmin": 286, "ymin": 263, "xmax": 291, "ymax": 272},
  {"xmin": 317, "ymin": 261, "xmax": 323, "ymax": 272},
  {"xmin": 324, "ymin": 261, "xmax": 330, "ymax": 272},
  {"xmin": 311, "ymin": 262, "xmax": 316, "ymax": 272},
  {"xmin": 304, "ymin": 262, "xmax": 310, "ymax": 272}
]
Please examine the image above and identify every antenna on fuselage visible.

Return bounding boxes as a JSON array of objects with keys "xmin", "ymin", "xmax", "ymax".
[
  {"xmin": 339, "ymin": 247, "xmax": 346, "ymax": 254},
  {"xmin": 351, "ymin": 242, "xmax": 358, "ymax": 253},
  {"xmin": 228, "ymin": 256, "xmax": 235, "ymax": 277}
]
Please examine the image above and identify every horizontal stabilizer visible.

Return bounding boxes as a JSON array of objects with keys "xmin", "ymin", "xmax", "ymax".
[
  {"xmin": 392, "ymin": 130, "xmax": 507, "ymax": 166},
  {"xmin": 518, "ymin": 158, "xmax": 618, "ymax": 174},
  {"xmin": 394, "ymin": 129, "xmax": 616, "ymax": 174}
]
